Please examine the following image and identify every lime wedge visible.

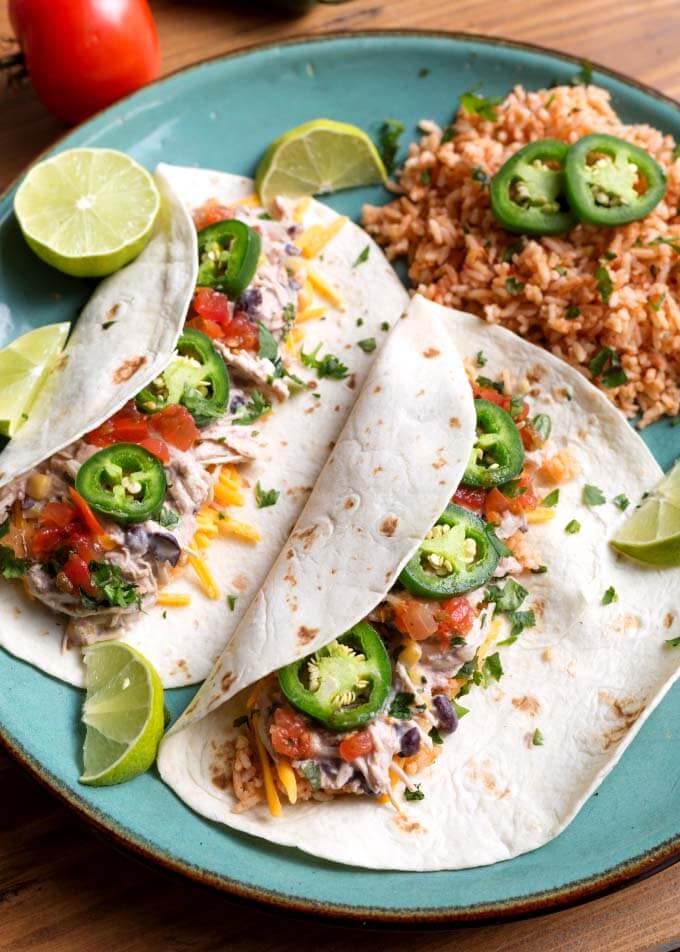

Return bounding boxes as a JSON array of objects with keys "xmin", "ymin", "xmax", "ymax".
[
  {"xmin": 255, "ymin": 119, "xmax": 387, "ymax": 205},
  {"xmin": 14, "ymin": 148, "xmax": 160, "ymax": 278},
  {"xmin": 0, "ymin": 322, "xmax": 70, "ymax": 437},
  {"xmin": 610, "ymin": 460, "xmax": 680, "ymax": 566},
  {"xmin": 80, "ymin": 642, "xmax": 164, "ymax": 786}
]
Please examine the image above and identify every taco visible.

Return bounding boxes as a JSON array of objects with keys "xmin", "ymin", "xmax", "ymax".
[
  {"xmin": 159, "ymin": 294, "xmax": 678, "ymax": 871},
  {"xmin": 0, "ymin": 163, "xmax": 407, "ymax": 687}
]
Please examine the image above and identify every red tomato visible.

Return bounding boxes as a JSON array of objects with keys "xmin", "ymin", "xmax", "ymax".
[
  {"xmin": 39, "ymin": 501, "xmax": 78, "ymax": 530},
  {"xmin": 452, "ymin": 485, "xmax": 487, "ymax": 513},
  {"xmin": 338, "ymin": 731, "xmax": 374, "ymax": 763},
  {"xmin": 191, "ymin": 291, "xmax": 259, "ymax": 351},
  {"xmin": 68, "ymin": 488, "xmax": 106, "ymax": 536},
  {"xmin": 69, "ymin": 533, "xmax": 103, "ymax": 565},
  {"xmin": 192, "ymin": 288, "xmax": 231, "ymax": 327},
  {"xmin": 269, "ymin": 707, "xmax": 314, "ymax": 760},
  {"xmin": 435, "ymin": 597, "xmax": 474, "ymax": 637},
  {"xmin": 86, "ymin": 402, "xmax": 170, "ymax": 462},
  {"xmin": 61, "ymin": 553, "xmax": 97, "ymax": 596},
  {"xmin": 520, "ymin": 421, "xmax": 543, "ymax": 451},
  {"xmin": 391, "ymin": 594, "xmax": 440, "ymax": 641},
  {"xmin": 222, "ymin": 312, "xmax": 260, "ymax": 352},
  {"xmin": 185, "ymin": 317, "xmax": 224, "ymax": 341},
  {"xmin": 9, "ymin": 0, "xmax": 160, "ymax": 124},
  {"xmin": 137, "ymin": 437, "xmax": 170, "ymax": 464},
  {"xmin": 30, "ymin": 524, "xmax": 64, "ymax": 560},
  {"xmin": 484, "ymin": 475, "xmax": 537, "ymax": 520},
  {"xmin": 150, "ymin": 405, "xmax": 199, "ymax": 452},
  {"xmin": 472, "ymin": 382, "xmax": 512, "ymax": 412},
  {"xmin": 192, "ymin": 201, "xmax": 233, "ymax": 231}
]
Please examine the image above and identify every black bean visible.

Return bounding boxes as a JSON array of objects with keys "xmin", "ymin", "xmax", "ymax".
[
  {"xmin": 399, "ymin": 726, "xmax": 421, "ymax": 757},
  {"xmin": 433, "ymin": 694, "xmax": 458, "ymax": 734}
]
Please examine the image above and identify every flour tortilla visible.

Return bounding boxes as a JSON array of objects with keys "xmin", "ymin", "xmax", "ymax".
[
  {"xmin": 0, "ymin": 165, "xmax": 408, "ymax": 687},
  {"xmin": 159, "ymin": 295, "xmax": 679, "ymax": 871}
]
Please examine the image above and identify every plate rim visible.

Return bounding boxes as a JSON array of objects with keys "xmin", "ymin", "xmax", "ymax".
[{"xmin": 1, "ymin": 26, "xmax": 679, "ymax": 927}]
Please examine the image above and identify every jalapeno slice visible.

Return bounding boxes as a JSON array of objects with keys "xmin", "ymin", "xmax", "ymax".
[
  {"xmin": 75, "ymin": 443, "xmax": 166, "ymax": 525},
  {"xmin": 463, "ymin": 399, "xmax": 525, "ymax": 489},
  {"xmin": 564, "ymin": 133, "xmax": 666, "ymax": 227},
  {"xmin": 490, "ymin": 139, "xmax": 576, "ymax": 236},
  {"xmin": 399, "ymin": 504, "xmax": 499, "ymax": 599},
  {"xmin": 136, "ymin": 328, "xmax": 229, "ymax": 426},
  {"xmin": 196, "ymin": 220, "xmax": 261, "ymax": 298},
  {"xmin": 278, "ymin": 622, "xmax": 392, "ymax": 731}
]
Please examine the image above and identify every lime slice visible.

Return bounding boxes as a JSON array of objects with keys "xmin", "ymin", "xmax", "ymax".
[
  {"xmin": 255, "ymin": 119, "xmax": 387, "ymax": 205},
  {"xmin": 80, "ymin": 642, "xmax": 164, "ymax": 786},
  {"xmin": 610, "ymin": 460, "xmax": 680, "ymax": 566},
  {"xmin": 14, "ymin": 148, "xmax": 160, "ymax": 278},
  {"xmin": 0, "ymin": 322, "xmax": 70, "ymax": 437}
]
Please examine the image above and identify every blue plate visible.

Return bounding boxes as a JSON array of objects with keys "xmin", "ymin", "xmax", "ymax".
[{"xmin": 0, "ymin": 32, "xmax": 678, "ymax": 925}]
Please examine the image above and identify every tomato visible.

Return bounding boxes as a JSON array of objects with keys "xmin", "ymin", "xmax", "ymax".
[
  {"xmin": 150, "ymin": 405, "xmax": 199, "ymax": 452},
  {"xmin": 435, "ymin": 597, "xmax": 474, "ymax": 637},
  {"xmin": 269, "ymin": 707, "xmax": 314, "ymax": 760},
  {"xmin": 192, "ymin": 201, "xmax": 233, "ymax": 231},
  {"xmin": 484, "ymin": 474, "xmax": 538, "ymax": 520},
  {"xmin": 452, "ymin": 485, "xmax": 487, "ymax": 513},
  {"xmin": 39, "ymin": 501, "xmax": 78, "ymax": 530},
  {"xmin": 9, "ymin": 0, "xmax": 160, "ymax": 124},
  {"xmin": 192, "ymin": 288, "xmax": 231, "ymax": 326},
  {"xmin": 185, "ymin": 317, "xmax": 224, "ymax": 340},
  {"xmin": 338, "ymin": 731, "xmax": 374, "ymax": 762},
  {"xmin": 391, "ymin": 594, "xmax": 440, "ymax": 641},
  {"xmin": 68, "ymin": 533, "xmax": 103, "ymax": 564},
  {"xmin": 222, "ymin": 312, "xmax": 260, "ymax": 352},
  {"xmin": 520, "ymin": 421, "xmax": 543, "ymax": 451},
  {"xmin": 472, "ymin": 382, "xmax": 511, "ymax": 412},
  {"xmin": 61, "ymin": 553, "xmax": 97, "ymax": 596},
  {"xmin": 137, "ymin": 437, "xmax": 170, "ymax": 464},
  {"xmin": 69, "ymin": 488, "xmax": 106, "ymax": 536},
  {"xmin": 86, "ymin": 402, "xmax": 170, "ymax": 463},
  {"xmin": 30, "ymin": 524, "xmax": 64, "ymax": 560}
]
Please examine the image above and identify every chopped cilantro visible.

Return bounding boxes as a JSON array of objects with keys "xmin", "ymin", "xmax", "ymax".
[
  {"xmin": 380, "ymin": 321, "xmax": 390, "ymax": 332},
  {"xmin": 449, "ymin": 635, "xmax": 466, "ymax": 648},
  {"xmin": 0, "ymin": 546, "xmax": 28, "ymax": 580},
  {"xmin": 532, "ymin": 728, "xmax": 545, "ymax": 746},
  {"xmin": 299, "ymin": 761, "xmax": 321, "ymax": 790},
  {"xmin": 0, "ymin": 518, "xmax": 9, "ymax": 539},
  {"xmin": 162, "ymin": 610, "xmax": 167, "ymax": 620},
  {"xmin": 227, "ymin": 594, "xmax": 237, "ymax": 612},
  {"xmin": 233, "ymin": 391, "xmax": 271, "ymax": 425},
  {"xmin": 595, "ymin": 265, "xmax": 613, "ymax": 305},
  {"xmin": 572, "ymin": 59, "xmax": 593, "ymax": 85},
  {"xmin": 505, "ymin": 276, "xmax": 525, "ymax": 295},
  {"xmin": 613, "ymin": 494, "xmax": 630, "ymax": 511},
  {"xmin": 452, "ymin": 700, "xmax": 469, "ymax": 719},
  {"xmin": 257, "ymin": 211, "xmax": 273, "ymax": 220},
  {"xmin": 588, "ymin": 346, "xmax": 627, "ymax": 390},
  {"xmin": 257, "ymin": 322, "xmax": 278, "ymax": 361},
  {"xmin": 281, "ymin": 366, "xmax": 307, "ymax": 394},
  {"xmin": 441, "ymin": 126, "xmax": 454, "ymax": 144},
  {"xmin": 418, "ymin": 67, "xmax": 430, "ymax": 78},
  {"xmin": 510, "ymin": 610, "xmax": 536, "ymax": 638},
  {"xmin": 404, "ymin": 785, "xmax": 425, "ymax": 801},
  {"xmin": 281, "ymin": 302, "xmax": 296, "ymax": 334},
  {"xmin": 531, "ymin": 565, "xmax": 548, "ymax": 574},
  {"xmin": 583, "ymin": 483, "xmax": 606, "ymax": 506},
  {"xmin": 476, "ymin": 350, "xmax": 487, "ymax": 367},
  {"xmin": 555, "ymin": 266, "xmax": 567, "ymax": 276},
  {"xmin": 565, "ymin": 519, "xmax": 581, "ymax": 534},
  {"xmin": 532, "ymin": 413, "xmax": 551, "ymax": 442},
  {"xmin": 459, "ymin": 87, "xmax": 502, "ymax": 122},
  {"xmin": 565, "ymin": 305, "xmax": 581, "ymax": 320},
  {"xmin": 255, "ymin": 482, "xmax": 280, "ymax": 508},
  {"xmin": 471, "ymin": 165, "xmax": 490, "ymax": 186},
  {"xmin": 82, "ymin": 562, "xmax": 139, "ymax": 610},
  {"xmin": 666, "ymin": 636, "xmax": 680, "ymax": 648},
  {"xmin": 509, "ymin": 397, "xmax": 526, "ymax": 420},
  {"xmin": 542, "ymin": 488, "xmax": 560, "ymax": 507},
  {"xmin": 602, "ymin": 250, "xmax": 617, "ymax": 261},
  {"xmin": 300, "ymin": 344, "xmax": 349, "ymax": 380},
  {"xmin": 482, "ymin": 652, "xmax": 503, "ymax": 684},
  {"xmin": 502, "ymin": 238, "xmax": 527, "ymax": 263},
  {"xmin": 428, "ymin": 727, "xmax": 443, "ymax": 745},
  {"xmin": 356, "ymin": 318, "xmax": 364, "ymax": 327},
  {"xmin": 102, "ymin": 321, "xmax": 115, "ymax": 330},
  {"xmin": 650, "ymin": 293, "xmax": 666, "ymax": 312},
  {"xmin": 486, "ymin": 578, "xmax": 528, "ymax": 615},
  {"xmin": 357, "ymin": 337, "xmax": 377, "ymax": 354},
  {"xmin": 159, "ymin": 506, "xmax": 180, "ymax": 530},
  {"xmin": 476, "ymin": 375, "xmax": 504, "ymax": 394},
  {"xmin": 420, "ymin": 169, "xmax": 432, "ymax": 185},
  {"xmin": 388, "ymin": 692, "xmax": 415, "ymax": 719},
  {"xmin": 486, "ymin": 525, "xmax": 512, "ymax": 558},
  {"xmin": 602, "ymin": 585, "xmax": 618, "ymax": 605},
  {"xmin": 352, "ymin": 246, "xmax": 370, "ymax": 268},
  {"xmin": 501, "ymin": 479, "xmax": 527, "ymax": 499},
  {"xmin": 377, "ymin": 118, "xmax": 406, "ymax": 175}
]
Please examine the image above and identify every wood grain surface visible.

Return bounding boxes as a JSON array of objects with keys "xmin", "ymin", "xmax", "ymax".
[{"xmin": 1, "ymin": 2, "xmax": 679, "ymax": 950}]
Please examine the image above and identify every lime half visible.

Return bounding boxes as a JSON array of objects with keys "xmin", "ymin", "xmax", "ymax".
[
  {"xmin": 0, "ymin": 322, "xmax": 70, "ymax": 437},
  {"xmin": 14, "ymin": 148, "xmax": 160, "ymax": 278},
  {"xmin": 80, "ymin": 642, "xmax": 164, "ymax": 787},
  {"xmin": 255, "ymin": 119, "xmax": 387, "ymax": 205},
  {"xmin": 610, "ymin": 460, "xmax": 680, "ymax": 566}
]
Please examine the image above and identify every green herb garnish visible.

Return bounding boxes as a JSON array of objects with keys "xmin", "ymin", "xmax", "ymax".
[
  {"xmin": 0, "ymin": 546, "xmax": 28, "ymax": 580},
  {"xmin": 602, "ymin": 586, "xmax": 618, "ymax": 605},
  {"xmin": 505, "ymin": 276, "xmax": 525, "ymax": 295},
  {"xmin": 233, "ymin": 391, "xmax": 272, "ymax": 425},
  {"xmin": 613, "ymin": 494, "xmax": 630, "ymax": 511},
  {"xmin": 258, "ymin": 322, "xmax": 278, "ymax": 361},
  {"xmin": 388, "ymin": 692, "xmax": 415, "ymax": 720},
  {"xmin": 82, "ymin": 562, "xmax": 140, "ymax": 610},
  {"xmin": 377, "ymin": 118, "xmax": 406, "ymax": 175},
  {"xmin": 227, "ymin": 594, "xmax": 237, "ymax": 611},
  {"xmin": 353, "ymin": 246, "xmax": 370, "ymax": 268},
  {"xmin": 583, "ymin": 483, "xmax": 606, "ymax": 506},
  {"xmin": 532, "ymin": 728, "xmax": 545, "ymax": 746},
  {"xmin": 404, "ymin": 785, "xmax": 425, "ymax": 801},
  {"xmin": 300, "ymin": 344, "xmax": 349, "ymax": 380},
  {"xmin": 595, "ymin": 265, "xmax": 613, "ymax": 305},
  {"xmin": 565, "ymin": 519, "xmax": 581, "ymax": 534},
  {"xmin": 459, "ymin": 87, "xmax": 502, "ymax": 122},
  {"xmin": 565, "ymin": 305, "xmax": 581, "ymax": 319},
  {"xmin": 428, "ymin": 727, "xmax": 443, "ymax": 745},
  {"xmin": 542, "ymin": 488, "xmax": 560, "ymax": 508},
  {"xmin": 532, "ymin": 413, "xmax": 551, "ymax": 442},
  {"xmin": 357, "ymin": 337, "xmax": 377, "ymax": 354},
  {"xmin": 255, "ymin": 482, "xmax": 280, "ymax": 508}
]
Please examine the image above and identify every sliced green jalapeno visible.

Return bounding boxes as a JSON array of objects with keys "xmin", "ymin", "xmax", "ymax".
[
  {"xmin": 399, "ymin": 504, "xmax": 499, "ymax": 599},
  {"xmin": 463, "ymin": 399, "xmax": 525, "ymax": 488},
  {"xmin": 491, "ymin": 139, "xmax": 576, "ymax": 235},
  {"xmin": 136, "ymin": 328, "xmax": 229, "ymax": 426},
  {"xmin": 278, "ymin": 622, "xmax": 392, "ymax": 731},
  {"xmin": 75, "ymin": 443, "xmax": 166, "ymax": 525},
  {"xmin": 196, "ymin": 219, "xmax": 261, "ymax": 298},
  {"xmin": 564, "ymin": 133, "xmax": 666, "ymax": 227}
]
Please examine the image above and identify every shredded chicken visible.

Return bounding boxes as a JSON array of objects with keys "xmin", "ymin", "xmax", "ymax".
[{"xmin": 215, "ymin": 342, "xmax": 289, "ymax": 402}]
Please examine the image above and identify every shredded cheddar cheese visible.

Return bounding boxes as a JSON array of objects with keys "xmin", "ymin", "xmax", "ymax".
[
  {"xmin": 307, "ymin": 268, "xmax": 344, "ymax": 309},
  {"xmin": 156, "ymin": 592, "xmax": 191, "ymax": 607},
  {"xmin": 476, "ymin": 617, "xmax": 503, "ymax": 669},
  {"xmin": 284, "ymin": 325, "xmax": 305, "ymax": 354},
  {"xmin": 297, "ymin": 217, "xmax": 347, "ymax": 258},
  {"xmin": 297, "ymin": 279, "xmax": 314, "ymax": 312},
  {"xmin": 275, "ymin": 760, "xmax": 298, "ymax": 804},
  {"xmin": 227, "ymin": 193, "xmax": 261, "ymax": 209},
  {"xmin": 213, "ymin": 465, "xmax": 245, "ymax": 507},
  {"xmin": 252, "ymin": 714, "xmax": 282, "ymax": 817},
  {"xmin": 526, "ymin": 507, "xmax": 556, "ymax": 524},
  {"xmin": 216, "ymin": 513, "xmax": 261, "ymax": 543},
  {"xmin": 293, "ymin": 196, "xmax": 312, "ymax": 223},
  {"xmin": 296, "ymin": 306, "xmax": 327, "ymax": 324},
  {"xmin": 187, "ymin": 554, "xmax": 219, "ymax": 600}
]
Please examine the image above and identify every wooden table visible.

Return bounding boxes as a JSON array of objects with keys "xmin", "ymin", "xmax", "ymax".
[{"xmin": 1, "ymin": 2, "xmax": 679, "ymax": 949}]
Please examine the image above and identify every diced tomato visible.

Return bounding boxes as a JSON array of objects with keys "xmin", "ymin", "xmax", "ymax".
[
  {"xmin": 68, "ymin": 488, "xmax": 106, "ymax": 536},
  {"xmin": 483, "ymin": 474, "xmax": 538, "ymax": 520},
  {"xmin": 39, "ymin": 501, "xmax": 78, "ymax": 530},
  {"xmin": 472, "ymin": 381, "xmax": 511, "ymax": 412},
  {"xmin": 452, "ymin": 485, "xmax": 487, "ymax": 513},
  {"xmin": 137, "ymin": 436, "xmax": 170, "ymax": 464},
  {"xmin": 192, "ymin": 200, "xmax": 233, "ymax": 231},
  {"xmin": 30, "ymin": 524, "xmax": 65, "ymax": 560},
  {"xmin": 185, "ymin": 316, "xmax": 224, "ymax": 340},
  {"xmin": 391, "ymin": 593, "xmax": 440, "ymax": 641},
  {"xmin": 269, "ymin": 707, "xmax": 314, "ymax": 760},
  {"xmin": 520, "ymin": 421, "xmax": 542, "ymax": 451},
  {"xmin": 86, "ymin": 401, "xmax": 151, "ymax": 447},
  {"xmin": 149, "ymin": 404, "xmax": 200, "ymax": 452},
  {"xmin": 61, "ymin": 553, "xmax": 97, "ymax": 597},
  {"xmin": 192, "ymin": 288, "xmax": 231, "ymax": 327},
  {"xmin": 435, "ymin": 596, "xmax": 474, "ymax": 638},
  {"xmin": 338, "ymin": 731, "xmax": 374, "ymax": 763},
  {"xmin": 69, "ymin": 533, "xmax": 103, "ymax": 565},
  {"xmin": 221, "ymin": 311, "xmax": 259, "ymax": 352},
  {"xmin": 513, "ymin": 401, "xmax": 529, "ymax": 422}
]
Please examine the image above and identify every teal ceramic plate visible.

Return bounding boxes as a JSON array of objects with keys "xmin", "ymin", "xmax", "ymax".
[{"xmin": 0, "ymin": 32, "xmax": 678, "ymax": 926}]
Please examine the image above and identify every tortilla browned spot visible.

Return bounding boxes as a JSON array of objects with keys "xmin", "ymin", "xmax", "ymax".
[
  {"xmin": 113, "ymin": 355, "xmax": 147, "ymax": 384},
  {"xmin": 373, "ymin": 385, "xmax": 382, "ymax": 394},
  {"xmin": 298, "ymin": 625, "xmax": 319, "ymax": 645},
  {"xmin": 294, "ymin": 524, "xmax": 319, "ymax": 549},
  {"xmin": 285, "ymin": 548, "xmax": 294, "ymax": 560},
  {"xmin": 283, "ymin": 566, "xmax": 297, "ymax": 587},
  {"xmin": 54, "ymin": 354, "xmax": 69, "ymax": 373},
  {"xmin": 221, "ymin": 672, "xmax": 235, "ymax": 692},
  {"xmin": 346, "ymin": 374, "xmax": 357, "ymax": 390},
  {"xmin": 664, "ymin": 612, "xmax": 675, "ymax": 628},
  {"xmin": 599, "ymin": 691, "xmax": 647, "ymax": 750},
  {"xmin": 394, "ymin": 815, "xmax": 425, "ymax": 835},
  {"xmin": 344, "ymin": 498, "xmax": 356, "ymax": 509},
  {"xmin": 449, "ymin": 417, "xmax": 460, "ymax": 428},
  {"xmin": 232, "ymin": 574, "xmax": 248, "ymax": 592},
  {"xmin": 422, "ymin": 347, "xmax": 440, "ymax": 358},
  {"xmin": 211, "ymin": 771, "xmax": 229, "ymax": 791},
  {"xmin": 512, "ymin": 696, "xmax": 540, "ymax": 716},
  {"xmin": 105, "ymin": 303, "xmax": 121, "ymax": 322},
  {"xmin": 380, "ymin": 516, "xmax": 399, "ymax": 537},
  {"xmin": 286, "ymin": 594, "xmax": 299, "ymax": 612}
]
